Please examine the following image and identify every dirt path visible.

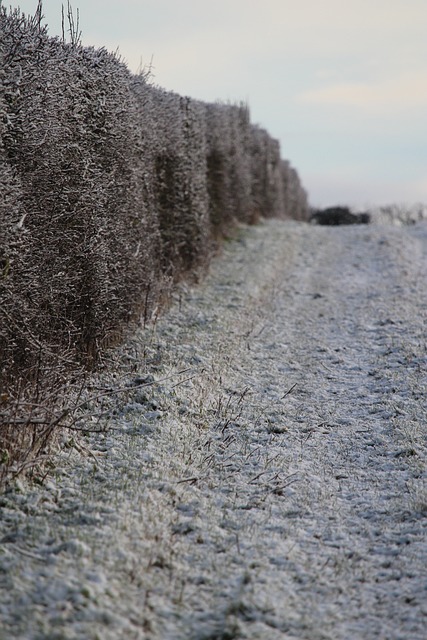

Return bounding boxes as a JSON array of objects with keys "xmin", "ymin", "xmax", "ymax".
[{"xmin": 1, "ymin": 219, "xmax": 426, "ymax": 639}]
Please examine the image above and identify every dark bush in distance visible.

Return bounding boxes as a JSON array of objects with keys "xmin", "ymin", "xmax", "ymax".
[{"xmin": 310, "ymin": 206, "xmax": 371, "ymax": 225}]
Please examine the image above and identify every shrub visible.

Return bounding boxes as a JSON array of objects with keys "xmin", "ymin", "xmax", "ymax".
[{"xmin": 0, "ymin": 3, "xmax": 308, "ymax": 484}]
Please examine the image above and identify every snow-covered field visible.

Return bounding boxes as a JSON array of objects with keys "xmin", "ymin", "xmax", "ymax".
[{"xmin": 1, "ymin": 218, "xmax": 426, "ymax": 639}]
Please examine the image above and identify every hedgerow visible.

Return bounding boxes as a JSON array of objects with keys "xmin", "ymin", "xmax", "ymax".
[{"xmin": 0, "ymin": 2, "xmax": 308, "ymax": 483}]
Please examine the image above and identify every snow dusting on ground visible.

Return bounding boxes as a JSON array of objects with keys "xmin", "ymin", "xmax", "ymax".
[{"xmin": 1, "ymin": 218, "xmax": 426, "ymax": 639}]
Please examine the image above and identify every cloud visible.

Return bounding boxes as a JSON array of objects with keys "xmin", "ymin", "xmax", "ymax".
[{"xmin": 297, "ymin": 70, "xmax": 427, "ymax": 112}]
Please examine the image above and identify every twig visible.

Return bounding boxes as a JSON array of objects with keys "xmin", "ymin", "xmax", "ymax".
[
  {"xmin": 13, "ymin": 547, "xmax": 46, "ymax": 562},
  {"xmin": 281, "ymin": 382, "xmax": 297, "ymax": 399},
  {"xmin": 176, "ymin": 476, "xmax": 200, "ymax": 485}
]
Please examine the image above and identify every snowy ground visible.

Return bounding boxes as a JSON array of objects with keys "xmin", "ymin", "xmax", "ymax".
[{"xmin": 1, "ymin": 218, "xmax": 426, "ymax": 640}]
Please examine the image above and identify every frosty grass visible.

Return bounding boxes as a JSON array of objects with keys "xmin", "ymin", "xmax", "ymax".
[{"xmin": 1, "ymin": 217, "xmax": 426, "ymax": 639}]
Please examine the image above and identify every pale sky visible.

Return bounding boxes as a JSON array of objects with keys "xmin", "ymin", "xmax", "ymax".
[{"xmin": 6, "ymin": 0, "xmax": 427, "ymax": 208}]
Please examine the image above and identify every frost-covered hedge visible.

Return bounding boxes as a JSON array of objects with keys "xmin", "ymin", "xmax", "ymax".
[{"xmin": 0, "ymin": 5, "xmax": 308, "ymax": 480}]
